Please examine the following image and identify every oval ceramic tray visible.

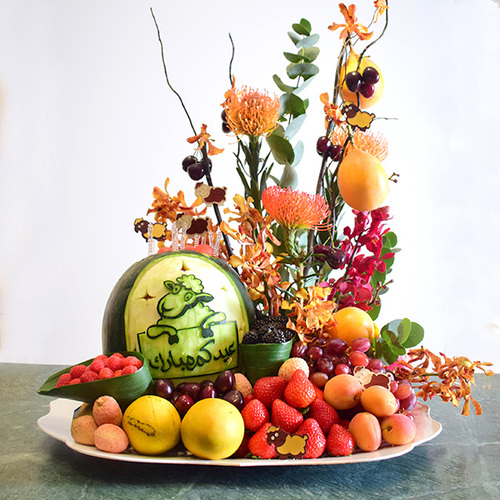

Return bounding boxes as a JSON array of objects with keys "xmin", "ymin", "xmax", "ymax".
[{"xmin": 38, "ymin": 398, "xmax": 442, "ymax": 467}]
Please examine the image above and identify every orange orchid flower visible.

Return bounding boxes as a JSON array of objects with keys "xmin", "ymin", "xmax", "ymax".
[
  {"xmin": 328, "ymin": 3, "xmax": 373, "ymax": 41},
  {"xmin": 320, "ymin": 93, "xmax": 345, "ymax": 127},
  {"xmin": 147, "ymin": 178, "xmax": 205, "ymax": 223},
  {"xmin": 374, "ymin": 0, "xmax": 388, "ymax": 22},
  {"xmin": 187, "ymin": 124, "xmax": 224, "ymax": 156}
]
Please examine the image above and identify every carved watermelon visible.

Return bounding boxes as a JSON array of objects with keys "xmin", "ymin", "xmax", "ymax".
[{"xmin": 102, "ymin": 250, "xmax": 255, "ymax": 381}]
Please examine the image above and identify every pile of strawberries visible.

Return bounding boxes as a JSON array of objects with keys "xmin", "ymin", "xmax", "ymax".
[
  {"xmin": 56, "ymin": 353, "xmax": 144, "ymax": 387},
  {"xmin": 236, "ymin": 369, "xmax": 354, "ymax": 459}
]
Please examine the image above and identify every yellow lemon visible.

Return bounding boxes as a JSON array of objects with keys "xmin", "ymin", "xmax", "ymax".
[
  {"xmin": 181, "ymin": 398, "xmax": 244, "ymax": 460},
  {"xmin": 325, "ymin": 306, "xmax": 375, "ymax": 345},
  {"xmin": 340, "ymin": 51, "xmax": 384, "ymax": 109},
  {"xmin": 338, "ymin": 146, "xmax": 389, "ymax": 212},
  {"xmin": 122, "ymin": 395, "xmax": 181, "ymax": 455}
]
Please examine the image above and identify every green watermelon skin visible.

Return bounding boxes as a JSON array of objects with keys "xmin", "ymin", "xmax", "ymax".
[{"xmin": 102, "ymin": 251, "xmax": 255, "ymax": 381}]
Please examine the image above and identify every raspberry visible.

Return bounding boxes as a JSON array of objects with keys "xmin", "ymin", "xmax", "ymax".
[
  {"xmin": 80, "ymin": 370, "xmax": 99, "ymax": 383},
  {"xmin": 69, "ymin": 378, "xmax": 81, "ymax": 385},
  {"xmin": 122, "ymin": 365, "xmax": 138, "ymax": 375},
  {"xmin": 105, "ymin": 354, "xmax": 124, "ymax": 371},
  {"xmin": 69, "ymin": 364, "xmax": 87, "ymax": 380},
  {"xmin": 98, "ymin": 367, "xmax": 114, "ymax": 380},
  {"xmin": 123, "ymin": 356, "xmax": 143, "ymax": 369},
  {"xmin": 113, "ymin": 370, "xmax": 123, "ymax": 377},
  {"xmin": 56, "ymin": 373, "xmax": 72, "ymax": 387},
  {"xmin": 89, "ymin": 358, "xmax": 106, "ymax": 373}
]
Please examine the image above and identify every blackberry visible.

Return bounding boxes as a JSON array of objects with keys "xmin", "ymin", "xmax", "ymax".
[
  {"xmin": 262, "ymin": 330, "xmax": 287, "ymax": 344},
  {"xmin": 242, "ymin": 330, "xmax": 262, "ymax": 344}
]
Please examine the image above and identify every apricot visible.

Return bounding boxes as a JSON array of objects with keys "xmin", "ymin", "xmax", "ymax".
[
  {"xmin": 381, "ymin": 414, "xmax": 417, "ymax": 445},
  {"xmin": 348, "ymin": 412, "xmax": 382, "ymax": 452},
  {"xmin": 324, "ymin": 374, "xmax": 363, "ymax": 410},
  {"xmin": 360, "ymin": 385, "xmax": 398, "ymax": 417}
]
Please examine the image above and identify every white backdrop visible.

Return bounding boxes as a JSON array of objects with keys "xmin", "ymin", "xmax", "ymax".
[{"xmin": 1, "ymin": 0, "xmax": 499, "ymax": 370}]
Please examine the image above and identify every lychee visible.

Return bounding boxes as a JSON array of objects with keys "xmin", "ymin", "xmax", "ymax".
[
  {"xmin": 234, "ymin": 373, "xmax": 253, "ymax": 397},
  {"xmin": 94, "ymin": 423, "xmax": 129, "ymax": 453},
  {"xmin": 278, "ymin": 357, "xmax": 310, "ymax": 382},
  {"xmin": 92, "ymin": 395, "xmax": 123, "ymax": 426},
  {"xmin": 70, "ymin": 415, "xmax": 98, "ymax": 445}
]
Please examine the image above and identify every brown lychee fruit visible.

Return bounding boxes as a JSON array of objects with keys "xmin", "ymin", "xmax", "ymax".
[
  {"xmin": 70, "ymin": 415, "xmax": 98, "ymax": 445},
  {"xmin": 92, "ymin": 395, "xmax": 123, "ymax": 426},
  {"xmin": 75, "ymin": 402, "xmax": 92, "ymax": 418},
  {"xmin": 234, "ymin": 373, "xmax": 253, "ymax": 397},
  {"xmin": 94, "ymin": 423, "xmax": 129, "ymax": 453}
]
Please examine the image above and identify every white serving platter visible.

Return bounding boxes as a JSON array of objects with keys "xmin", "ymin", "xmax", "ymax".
[{"xmin": 38, "ymin": 398, "xmax": 442, "ymax": 467}]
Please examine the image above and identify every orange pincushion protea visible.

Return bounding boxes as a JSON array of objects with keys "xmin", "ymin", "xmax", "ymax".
[
  {"xmin": 330, "ymin": 128, "xmax": 388, "ymax": 162},
  {"xmin": 223, "ymin": 85, "xmax": 281, "ymax": 137},
  {"xmin": 262, "ymin": 186, "xmax": 330, "ymax": 231}
]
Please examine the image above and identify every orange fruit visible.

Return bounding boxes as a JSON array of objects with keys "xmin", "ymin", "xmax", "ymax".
[
  {"xmin": 337, "ymin": 146, "xmax": 388, "ymax": 212},
  {"xmin": 340, "ymin": 51, "xmax": 384, "ymax": 109},
  {"xmin": 325, "ymin": 306, "xmax": 375, "ymax": 345}
]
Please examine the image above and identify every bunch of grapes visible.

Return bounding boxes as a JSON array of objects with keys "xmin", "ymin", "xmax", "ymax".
[
  {"xmin": 154, "ymin": 369, "xmax": 244, "ymax": 417},
  {"xmin": 291, "ymin": 337, "xmax": 417, "ymax": 412}
]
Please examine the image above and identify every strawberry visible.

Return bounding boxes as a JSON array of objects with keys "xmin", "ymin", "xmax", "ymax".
[
  {"xmin": 284, "ymin": 369, "xmax": 316, "ymax": 409},
  {"xmin": 312, "ymin": 383, "xmax": 325, "ymax": 401},
  {"xmin": 241, "ymin": 398, "xmax": 269, "ymax": 432},
  {"xmin": 253, "ymin": 376, "xmax": 286, "ymax": 409},
  {"xmin": 307, "ymin": 399, "xmax": 339, "ymax": 435},
  {"xmin": 271, "ymin": 399, "xmax": 303, "ymax": 434},
  {"xmin": 232, "ymin": 431, "xmax": 252, "ymax": 458},
  {"xmin": 248, "ymin": 422, "xmax": 278, "ymax": 459},
  {"xmin": 296, "ymin": 418, "xmax": 326, "ymax": 459},
  {"xmin": 326, "ymin": 424, "xmax": 355, "ymax": 456}
]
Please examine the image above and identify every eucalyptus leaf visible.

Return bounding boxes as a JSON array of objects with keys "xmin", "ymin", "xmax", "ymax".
[
  {"xmin": 287, "ymin": 62, "xmax": 319, "ymax": 80},
  {"xmin": 300, "ymin": 18, "xmax": 311, "ymax": 32},
  {"xmin": 292, "ymin": 23, "xmax": 310, "ymax": 36},
  {"xmin": 293, "ymin": 76, "xmax": 315, "ymax": 95},
  {"xmin": 384, "ymin": 231, "xmax": 398, "ymax": 247},
  {"xmin": 283, "ymin": 52, "xmax": 304, "ymax": 63},
  {"xmin": 402, "ymin": 322, "xmax": 425, "ymax": 348},
  {"xmin": 368, "ymin": 304, "xmax": 381, "ymax": 321},
  {"xmin": 296, "ymin": 33, "xmax": 320, "ymax": 49},
  {"xmin": 291, "ymin": 140, "xmax": 304, "ymax": 167},
  {"xmin": 303, "ymin": 46, "xmax": 320, "ymax": 62},
  {"xmin": 273, "ymin": 74, "xmax": 296, "ymax": 94},
  {"xmin": 280, "ymin": 162, "xmax": 298, "ymax": 188},
  {"xmin": 288, "ymin": 31, "xmax": 301, "ymax": 46},
  {"xmin": 280, "ymin": 93, "xmax": 307, "ymax": 117},
  {"xmin": 284, "ymin": 115, "xmax": 306, "ymax": 140},
  {"xmin": 266, "ymin": 134, "xmax": 295, "ymax": 165},
  {"xmin": 273, "ymin": 124, "xmax": 286, "ymax": 138}
]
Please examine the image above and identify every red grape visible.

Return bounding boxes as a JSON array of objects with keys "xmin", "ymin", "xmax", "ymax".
[
  {"xmin": 399, "ymin": 393, "xmax": 417, "ymax": 411},
  {"xmin": 393, "ymin": 380, "xmax": 413, "ymax": 400},
  {"xmin": 335, "ymin": 363, "xmax": 351, "ymax": 375},
  {"xmin": 291, "ymin": 341, "xmax": 307, "ymax": 358},
  {"xmin": 349, "ymin": 351, "xmax": 369, "ymax": 367},
  {"xmin": 308, "ymin": 346, "xmax": 324, "ymax": 362},
  {"xmin": 325, "ymin": 338, "xmax": 348, "ymax": 355},
  {"xmin": 350, "ymin": 337, "xmax": 371, "ymax": 353},
  {"xmin": 316, "ymin": 357, "xmax": 335, "ymax": 376},
  {"xmin": 310, "ymin": 371, "xmax": 329, "ymax": 388}
]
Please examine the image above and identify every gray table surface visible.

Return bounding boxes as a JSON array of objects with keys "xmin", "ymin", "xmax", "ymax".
[{"xmin": 0, "ymin": 363, "xmax": 498, "ymax": 500}]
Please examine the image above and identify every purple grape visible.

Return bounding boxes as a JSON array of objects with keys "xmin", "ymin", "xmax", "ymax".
[
  {"xmin": 329, "ymin": 145, "xmax": 343, "ymax": 162},
  {"xmin": 350, "ymin": 337, "xmax": 372, "ymax": 353},
  {"xmin": 182, "ymin": 382, "xmax": 201, "ymax": 401},
  {"xmin": 325, "ymin": 338, "xmax": 348, "ymax": 355},
  {"xmin": 367, "ymin": 358, "xmax": 385, "ymax": 372},
  {"xmin": 326, "ymin": 248, "xmax": 347, "ymax": 269},
  {"xmin": 182, "ymin": 155, "xmax": 197, "ymax": 172},
  {"xmin": 214, "ymin": 370, "xmax": 235, "ymax": 395},
  {"xmin": 223, "ymin": 389, "xmax": 245, "ymax": 411},
  {"xmin": 187, "ymin": 162, "xmax": 205, "ymax": 180},
  {"xmin": 316, "ymin": 357, "xmax": 334, "ymax": 376},
  {"xmin": 174, "ymin": 394, "xmax": 194, "ymax": 416},
  {"xmin": 359, "ymin": 82, "xmax": 375, "ymax": 99},
  {"xmin": 362, "ymin": 66, "xmax": 380, "ymax": 85},
  {"xmin": 154, "ymin": 378, "xmax": 175, "ymax": 400},
  {"xmin": 345, "ymin": 71, "xmax": 362, "ymax": 92},
  {"xmin": 399, "ymin": 393, "xmax": 417, "ymax": 411},
  {"xmin": 199, "ymin": 385, "xmax": 217, "ymax": 400},
  {"xmin": 316, "ymin": 136, "xmax": 333, "ymax": 155},
  {"xmin": 291, "ymin": 341, "xmax": 308, "ymax": 358},
  {"xmin": 308, "ymin": 346, "xmax": 324, "ymax": 362}
]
